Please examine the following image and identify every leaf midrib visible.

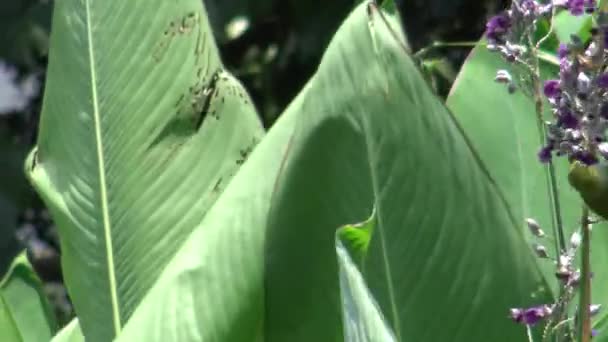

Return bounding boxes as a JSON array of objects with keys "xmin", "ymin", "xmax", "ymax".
[{"xmin": 85, "ymin": 0, "xmax": 121, "ymax": 335}]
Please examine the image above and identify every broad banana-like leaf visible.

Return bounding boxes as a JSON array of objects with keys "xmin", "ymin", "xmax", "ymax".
[
  {"xmin": 263, "ymin": 4, "xmax": 549, "ymax": 341},
  {"xmin": 446, "ymin": 44, "xmax": 608, "ymax": 339},
  {"xmin": 26, "ymin": 0, "xmax": 264, "ymax": 340},
  {"xmin": 50, "ymin": 319, "xmax": 84, "ymax": 342},
  {"xmin": 0, "ymin": 253, "xmax": 56, "ymax": 341},
  {"xmin": 106, "ymin": 3, "xmax": 544, "ymax": 341},
  {"xmin": 337, "ymin": 220, "xmax": 397, "ymax": 342}
]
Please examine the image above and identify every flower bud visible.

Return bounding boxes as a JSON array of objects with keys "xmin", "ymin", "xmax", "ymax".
[
  {"xmin": 598, "ymin": 142, "xmax": 608, "ymax": 160},
  {"xmin": 526, "ymin": 218, "xmax": 545, "ymax": 237},
  {"xmin": 570, "ymin": 231, "xmax": 582, "ymax": 249},
  {"xmin": 533, "ymin": 243, "xmax": 549, "ymax": 258},
  {"xmin": 577, "ymin": 72, "xmax": 592, "ymax": 94},
  {"xmin": 495, "ymin": 70, "xmax": 512, "ymax": 84}
]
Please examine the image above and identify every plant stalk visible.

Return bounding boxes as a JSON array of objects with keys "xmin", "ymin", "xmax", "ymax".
[
  {"xmin": 529, "ymin": 30, "xmax": 568, "ymax": 342},
  {"xmin": 579, "ymin": 206, "xmax": 592, "ymax": 342},
  {"xmin": 529, "ymin": 39, "xmax": 567, "ymax": 255}
]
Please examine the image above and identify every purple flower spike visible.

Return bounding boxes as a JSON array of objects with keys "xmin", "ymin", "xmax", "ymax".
[
  {"xmin": 601, "ymin": 103, "xmax": 608, "ymax": 119},
  {"xmin": 557, "ymin": 110, "xmax": 579, "ymax": 129},
  {"xmin": 523, "ymin": 307, "xmax": 546, "ymax": 325},
  {"xmin": 566, "ymin": 0, "xmax": 596, "ymax": 15},
  {"xmin": 573, "ymin": 150, "xmax": 599, "ymax": 165},
  {"xmin": 558, "ymin": 43, "xmax": 570, "ymax": 59},
  {"xmin": 510, "ymin": 308, "xmax": 524, "ymax": 323},
  {"xmin": 538, "ymin": 145, "xmax": 553, "ymax": 163},
  {"xmin": 567, "ymin": 0, "xmax": 585, "ymax": 15},
  {"xmin": 485, "ymin": 14, "xmax": 511, "ymax": 41},
  {"xmin": 544, "ymin": 80, "xmax": 561, "ymax": 99},
  {"xmin": 598, "ymin": 73, "xmax": 608, "ymax": 88},
  {"xmin": 510, "ymin": 305, "xmax": 553, "ymax": 325}
]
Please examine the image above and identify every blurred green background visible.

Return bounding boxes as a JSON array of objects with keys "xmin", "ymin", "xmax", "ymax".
[{"xmin": 0, "ymin": 0, "xmax": 508, "ymax": 326}]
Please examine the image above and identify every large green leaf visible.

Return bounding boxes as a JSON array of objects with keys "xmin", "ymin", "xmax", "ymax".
[
  {"xmin": 27, "ymin": 0, "xmax": 264, "ymax": 340},
  {"xmin": 0, "ymin": 253, "xmax": 56, "ymax": 342},
  {"xmin": 446, "ymin": 44, "xmax": 608, "ymax": 338},
  {"xmin": 263, "ymin": 4, "xmax": 548, "ymax": 342}
]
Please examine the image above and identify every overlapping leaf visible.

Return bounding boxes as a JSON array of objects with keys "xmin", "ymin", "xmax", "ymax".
[
  {"xmin": 27, "ymin": 0, "xmax": 263, "ymax": 340},
  {"xmin": 0, "ymin": 253, "xmax": 56, "ymax": 341}
]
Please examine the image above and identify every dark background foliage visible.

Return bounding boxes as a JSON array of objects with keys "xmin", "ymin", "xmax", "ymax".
[{"xmin": 0, "ymin": 0, "xmax": 507, "ymax": 326}]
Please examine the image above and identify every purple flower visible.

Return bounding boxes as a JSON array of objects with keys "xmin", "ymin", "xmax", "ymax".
[
  {"xmin": 598, "ymin": 73, "xmax": 608, "ymax": 88},
  {"xmin": 573, "ymin": 150, "xmax": 599, "ymax": 165},
  {"xmin": 510, "ymin": 305, "xmax": 553, "ymax": 325},
  {"xmin": 557, "ymin": 110, "xmax": 579, "ymax": 128},
  {"xmin": 558, "ymin": 43, "xmax": 570, "ymax": 59},
  {"xmin": 544, "ymin": 80, "xmax": 561, "ymax": 98},
  {"xmin": 538, "ymin": 144, "xmax": 553, "ymax": 163},
  {"xmin": 566, "ymin": 0, "xmax": 597, "ymax": 16},
  {"xmin": 600, "ymin": 102, "xmax": 608, "ymax": 119},
  {"xmin": 521, "ymin": 0, "xmax": 539, "ymax": 14},
  {"xmin": 586, "ymin": 0, "xmax": 597, "ymax": 13},
  {"xmin": 485, "ymin": 14, "xmax": 511, "ymax": 42}
]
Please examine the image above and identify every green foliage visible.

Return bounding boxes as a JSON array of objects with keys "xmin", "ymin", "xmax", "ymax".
[
  {"xmin": 337, "ymin": 209, "xmax": 375, "ymax": 267},
  {"xmin": 0, "ymin": 253, "xmax": 56, "ymax": 341},
  {"xmin": 26, "ymin": 0, "xmax": 263, "ymax": 340},
  {"xmin": 5, "ymin": 0, "xmax": 600, "ymax": 341},
  {"xmin": 263, "ymin": 7, "xmax": 546, "ymax": 342},
  {"xmin": 446, "ymin": 43, "xmax": 608, "ymax": 339}
]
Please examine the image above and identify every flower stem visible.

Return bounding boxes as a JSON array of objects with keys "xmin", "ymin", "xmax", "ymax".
[
  {"xmin": 529, "ymin": 35, "xmax": 567, "ymax": 255},
  {"xmin": 527, "ymin": 324, "xmax": 534, "ymax": 342},
  {"xmin": 579, "ymin": 205, "xmax": 592, "ymax": 342},
  {"xmin": 529, "ymin": 31, "xmax": 568, "ymax": 342}
]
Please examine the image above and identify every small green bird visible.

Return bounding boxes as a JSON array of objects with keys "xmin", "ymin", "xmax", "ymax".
[{"xmin": 569, "ymin": 161, "xmax": 608, "ymax": 220}]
